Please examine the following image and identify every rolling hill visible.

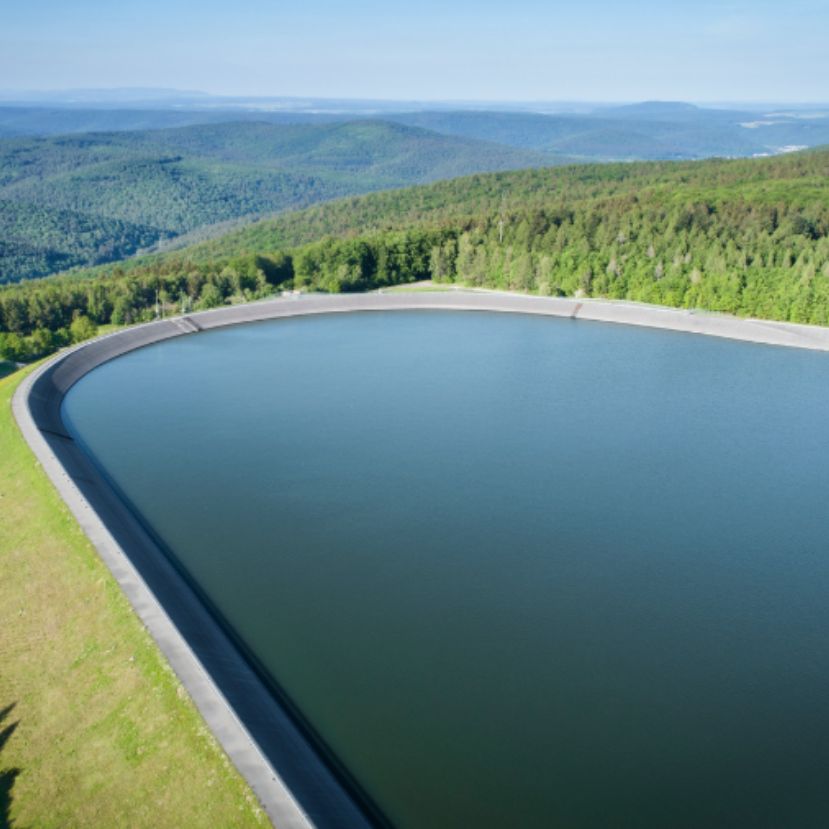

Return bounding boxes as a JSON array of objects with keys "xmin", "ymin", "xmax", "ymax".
[
  {"xmin": 388, "ymin": 106, "xmax": 829, "ymax": 159},
  {"xmin": 0, "ymin": 120, "xmax": 555, "ymax": 283},
  {"xmin": 4, "ymin": 101, "xmax": 829, "ymax": 162},
  {"xmin": 4, "ymin": 102, "xmax": 829, "ymax": 163}
]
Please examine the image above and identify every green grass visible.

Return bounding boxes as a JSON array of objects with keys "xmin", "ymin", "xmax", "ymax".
[
  {"xmin": 0, "ymin": 366, "xmax": 266, "ymax": 828},
  {"xmin": 0, "ymin": 361, "xmax": 15, "ymax": 380}
]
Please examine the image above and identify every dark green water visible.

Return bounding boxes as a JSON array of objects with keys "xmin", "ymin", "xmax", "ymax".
[{"xmin": 63, "ymin": 311, "xmax": 829, "ymax": 828}]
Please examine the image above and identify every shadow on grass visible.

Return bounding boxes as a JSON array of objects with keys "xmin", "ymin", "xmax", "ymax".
[{"xmin": 0, "ymin": 703, "xmax": 20, "ymax": 829}]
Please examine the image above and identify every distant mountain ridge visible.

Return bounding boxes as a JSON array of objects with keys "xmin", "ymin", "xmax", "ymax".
[
  {"xmin": 2, "ymin": 99, "xmax": 828, "ymax": 162},
  {"xmin": 387, "ymin": 107, "xmax": 829, "ymax": 158},
  {"xmin": 601, "ymin": 101, "xmax": 702, "ymax": 117}
]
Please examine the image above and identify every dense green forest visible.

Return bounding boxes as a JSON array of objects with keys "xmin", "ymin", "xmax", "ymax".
[
  {"xmin": 1, "ymin": 147, "xmax": 828, "ymax": 362},
  {"xmin": 0, "ymin": 121, "xmax": 550, "ymax": 283},
  {"xmin": 4, "ymin": 104, "xmax": 829, "ymax": 286}
]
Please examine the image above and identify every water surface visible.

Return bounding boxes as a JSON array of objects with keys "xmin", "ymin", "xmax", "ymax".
[{"xmin": 63, "ymin": 311, "xmax": 829, "ymax": 828}]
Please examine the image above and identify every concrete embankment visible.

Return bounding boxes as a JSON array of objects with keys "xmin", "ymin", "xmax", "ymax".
[
  {"xmin": 181, "ymin": 289, "xmax": 829, "ymax": 352},
  {"xmin": 13, "ymin": 290, "xmax": 829, "ymax": 828}
]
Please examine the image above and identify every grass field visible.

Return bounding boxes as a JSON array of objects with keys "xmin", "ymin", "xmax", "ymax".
[{"xmin": 0, "ymin": 366, "xmax": 266, "ymax": 828}]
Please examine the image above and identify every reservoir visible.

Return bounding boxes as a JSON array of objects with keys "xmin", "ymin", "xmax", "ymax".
[{"xmin": 62, "ymin": 310, "xmax": 829, "ymax": 828}]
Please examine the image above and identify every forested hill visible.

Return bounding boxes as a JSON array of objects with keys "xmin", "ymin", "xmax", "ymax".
[
  {"xmin": 140, "ymin": 146, "xmax": 829, "ymax": 265},
  {"xmin": 1, "ymin": 148, "xmax": 828, "ymax": 362},
  {"xmin": 0, "ymin": 120, "xmax": 553, "ymax": 283}
]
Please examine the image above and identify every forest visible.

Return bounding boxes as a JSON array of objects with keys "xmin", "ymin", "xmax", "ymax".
[
  {"xmin": 1, "ymin": 147, "xmax": 828, "ymax": 362},
  {"xmin": 0, "ymin": 120, "xmax": 547, "ymax": 283}
]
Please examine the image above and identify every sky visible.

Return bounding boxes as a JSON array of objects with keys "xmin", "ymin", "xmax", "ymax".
[{"xmin": 2, "ymin": 0, "xmax": 827, "ymax": 102}]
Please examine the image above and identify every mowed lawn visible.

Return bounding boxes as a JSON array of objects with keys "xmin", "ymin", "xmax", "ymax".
[{"xmin": 0, "ymin": 366, "xmax": 267, "ymax": 828}]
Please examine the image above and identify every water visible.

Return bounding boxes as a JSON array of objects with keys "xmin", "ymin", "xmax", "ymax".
[{"xmin": 62, "ymin": 311, "xmax": 829, "ymax": 828}]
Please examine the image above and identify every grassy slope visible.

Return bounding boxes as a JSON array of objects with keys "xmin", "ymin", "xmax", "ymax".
[{"xmin": 0, "ymin": 367, "xmax": 265, "ymax": 828}]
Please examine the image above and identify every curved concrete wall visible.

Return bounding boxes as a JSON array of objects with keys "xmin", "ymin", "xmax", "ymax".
[{"xmin": 13, "ymin": 290, "xmax": 829, "ymax": 828}]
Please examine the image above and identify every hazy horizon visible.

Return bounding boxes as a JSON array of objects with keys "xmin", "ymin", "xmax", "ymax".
[{"xmin": 0, "ymin": 88, "xmax": 827, "ymax": 111}]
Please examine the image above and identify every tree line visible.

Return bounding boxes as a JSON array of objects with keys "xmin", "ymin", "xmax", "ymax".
[{"xmin": 2, "ymin": 149, "xmax": 828, "ymax": 362}]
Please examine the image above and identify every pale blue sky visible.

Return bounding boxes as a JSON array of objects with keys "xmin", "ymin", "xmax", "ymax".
[{"xmin": 2, "ymin": 0, "xmax": 826, "ymax": 101}]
